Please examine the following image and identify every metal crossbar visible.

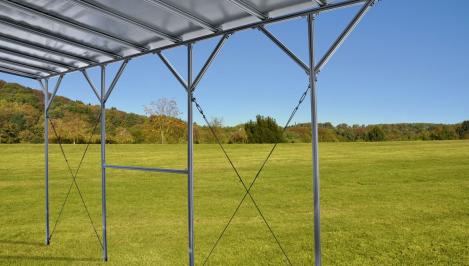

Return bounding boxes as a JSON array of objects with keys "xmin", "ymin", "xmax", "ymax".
[
  {"xmin": 105, "ymin": 164, "xmax": 188, "ymax": 174},
  {"xmin": 47, "ymin": 114, "xmax": 103, "ymax": 249},
  {"xmin": 194, "ymin": 83, "xmax": 310, "ymax": 265}
]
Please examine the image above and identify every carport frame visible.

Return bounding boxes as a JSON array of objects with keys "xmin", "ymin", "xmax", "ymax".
[{"xmin": 1, "ymin": 0, "xmax": 377, "ymax": 265}]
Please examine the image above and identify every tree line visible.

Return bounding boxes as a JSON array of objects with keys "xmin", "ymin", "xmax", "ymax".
[{"xmin": 1, "ymin": 80, "xmax": 468, "ymax": 144}]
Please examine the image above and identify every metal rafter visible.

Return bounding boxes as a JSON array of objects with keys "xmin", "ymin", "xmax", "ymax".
[
  {"xmin": 0, "ymin": 33, "xmax": 97, "ymax": 65},
  {"xmin": 45, "ymin": 74, "xmax": 64, "ymax": 112},
  {"xmin": 226, "ymin": 0, "xmax": 267, "ymax": 20},
  {"xmin": 0, "ymin": 57, "xmax": 57, "ymax": 74},
  {"xmin": 143, "ymin": 0, "xmax": 220, "ymax": 32},
  {"xmin": 69, "ymin": 0, "xmax": 181, "ymax": 43},
  {"xmin": 191, "ymin": 34, "xmax": 230, "ymax": 91},
  {"xmin": 0, "ymin": 65, "xmax": 41, "ymax": 79},
  {"xmin": 1, "ymin": 0, "xmax": 147, "ymax": 52},
  {"xmin": 37, "ymin": 0, "xmax": 366, "ymax": 79},
  {"xmin": 0, "ymin": 46, "xmax": 72, "ymax": 69},
  {"xmin": 81, "ymin": 69, "xmax": 101, "ymax": 101},
  {"xmin": 157, "ymin": 52, "xmax": 188, "ymax": 90},
  {"xmin": 314, "ymin": 0, "xmax": 327, "ymax": 6},
  {"xmin": 258, "ymin": 26, "xmax": 309, "ymax": 74},
  {"xmin": 103, "ymin": 59, "xmax": 129, "ymax": 102},
  {"xmin": 316, "ymin": 0, "xmax": 375, "ymax": 72},
  {"xmin": 0, "ymin": 19, "xmax": 121, "ymax": 59}
]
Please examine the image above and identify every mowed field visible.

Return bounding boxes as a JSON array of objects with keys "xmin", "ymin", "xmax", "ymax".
[{"xmin": 0, "ymin": 141, "xmax": 468, "ymax": 265}]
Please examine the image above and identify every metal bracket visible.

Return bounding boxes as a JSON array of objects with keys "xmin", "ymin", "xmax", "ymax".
[
  {"xmin": 103, "ymin": 59, "xmax": 130, "ymax": 103},
  {"xmin": 45, "ymin": 74, "xmax": 64, "ymax": 113},
  {"xmin": 82, "ymin": 69, "xmax": 101, "ymax": 102}
]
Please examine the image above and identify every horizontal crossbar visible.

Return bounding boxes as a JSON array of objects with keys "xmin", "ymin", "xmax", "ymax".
[{"xmin": 105, "ymin": 164, "xmax": 188, "ymax": 174}]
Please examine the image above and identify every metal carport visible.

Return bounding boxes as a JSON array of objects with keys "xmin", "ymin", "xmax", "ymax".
[{"xmin": 0, "ymin": 0, "xmax": 378, "ymax": 264}]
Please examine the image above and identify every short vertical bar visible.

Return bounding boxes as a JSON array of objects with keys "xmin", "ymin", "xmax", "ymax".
[
  {"xmin": 308, "ymin": 14, "xmax": 321, "ymax": 266},
  {"xmin": 100, "ymin": 65, "xmax": 108, "ymax": 261},
  {"xmin": 43, "ymin": 78, "xmax": 50, "ymax": 245},
  {"xmin": 187, "ymin": 43, "xmax": 195, "ymax": 266}
]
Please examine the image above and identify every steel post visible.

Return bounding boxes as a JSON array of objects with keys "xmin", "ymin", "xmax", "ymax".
[
  {"xmin": 43, "ymin": 78, "xmax": 50, "ymax": 245},
  {"xmin": 308, "ymin": 14, "xmax": 321, "ymax": 266},
  {"xmin": 100, "ymin": 65, "xmax": 108, "ymax": 261},
  {"xmin": 187, "ymin": 43, "xmax": 195, "ymax": 266}
]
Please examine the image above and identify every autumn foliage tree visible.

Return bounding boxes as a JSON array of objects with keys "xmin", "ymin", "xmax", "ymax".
[{"xmin": 144, "ymin": 98, "xmax": 182, "ymax": 144}]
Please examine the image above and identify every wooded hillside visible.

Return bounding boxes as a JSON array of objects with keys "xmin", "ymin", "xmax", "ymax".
[{"xmin": 0, "ymin": 80, "xmax": 468, "ymax": 144}]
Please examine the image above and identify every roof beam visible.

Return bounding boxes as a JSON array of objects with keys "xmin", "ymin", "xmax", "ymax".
[
  {"xmin": 226, "ymin": 0, "xmax": 267, "ymax": 20},
  {"xmin": 0, "ymin": 46, "xmax": 72, "ymax": 69},
  {"xmin": 81, "ymin": 69, "xmax": 101, "ymax": 101},
  {"xmin": 69, "ymin": 0, "xmax": 181, "ymax": 43},
  {"xmin": 0, "ymin": 33, "xmax": 98, "ymax": 65},
  {"xmin": 0, "ymin": 65, "xmax": 41, "ymax": 79},
  {"xmin": 40, "ymin": 0, "xmax": 368, "ymax": 79},
  {"xmin": 314, "ymin": 0, "xmax": 327, "ymax": 6},
  {"xmin": 143, "ymin": 0, "xmax": 220, "ymax": 32},
  {"xmin": 191, "ymin": 34, "xmax": 230, "ymax": 91},
  {"xmin": 0, "ymin": 57, "xmax": 56, "ymax": 74},
  {"xmin": 316, "ymin": 0, "xmax": 374, "ymax": 72},
  {"xmin": 0, "ymin": 19, "xmax": 121, "ymax": 59},
  {"xmin": 0, "ymin": 0, "xmax": 147, "ymax": 52},
  {"xmin": 156, "ymin": 52, "xmax": 188, "ymax": 90},
  {"xmin": 104, "ymin": 59, "xmax": 129, "ymax": 102},
  {"xmin": 258, "ymin": 26, "xmax": 309, "ymax": 74}
]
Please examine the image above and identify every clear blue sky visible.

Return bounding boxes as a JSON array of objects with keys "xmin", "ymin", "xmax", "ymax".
[{"xmin": 1, "ymin": 0, "xmax": 468, "ymax": 126}]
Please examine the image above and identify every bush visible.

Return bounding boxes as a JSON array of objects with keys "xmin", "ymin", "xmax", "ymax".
[
  {"xmin": 366, "ymin": 126, "xmax": 385, "ymax": 142},
  {"xmin": 457, "ymin": 121, "xmax": 469, "ymax": 139},
  {"xmin": 244, "ymin": 115, "xmax": 285, "ymax": 143}
]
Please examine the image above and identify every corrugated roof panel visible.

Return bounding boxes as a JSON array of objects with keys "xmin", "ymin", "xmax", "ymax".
[{"xmin": 0, "ymin": 0, "xmax": 366, "ymax": 79}]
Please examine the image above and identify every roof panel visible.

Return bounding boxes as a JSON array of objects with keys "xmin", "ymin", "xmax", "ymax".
[
  {"xmin": 96, "ymin": 0, "xmax": 203, "ymax": 37},
  {"xmin": 0, "ymin": 1, "xmax": 141, "ymax": 56},
  {"xmin": 0, "ymin": 0, "xmax": 367, "ymax": 79},
  {"xmin": 18, "ymin": 0, "xmax": 167, "ymax": 46},
  {"xmin": 0, "ymin": 61, "xmax": 47, "ymax": 77},
  {"xmin": 0, "ymin": 48, "xmax": 69, "ymax": 72},
  {"xmin": 247, "ymin": 0, "xmax": 315, "ymax": 15},
  {"xmin": 160, "ymin": 0, "xmax": 250, "ymax": 29},
  {"xmin": 0, "ymin": 38, "xmax": 88, "ymax": 68},
  {"xmin": 0, "ymin": 20, "xmax": 115, "ymax": 62}
]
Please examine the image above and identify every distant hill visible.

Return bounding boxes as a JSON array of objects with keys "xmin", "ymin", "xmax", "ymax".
[{"xmin": 0, "ymin": 80, "xmax": 468, "ymax": 144}]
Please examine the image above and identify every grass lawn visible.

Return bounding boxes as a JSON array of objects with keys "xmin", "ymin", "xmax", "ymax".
[{"xmin": 0, "ymin": 141, "xmax": 468, "ymax": 265}]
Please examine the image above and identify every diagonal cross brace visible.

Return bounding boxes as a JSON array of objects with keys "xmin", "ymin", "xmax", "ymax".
[
  {"xmin": 82, "ymin": 69, "xmax": 101, "ymax": 101},
  {"xmin": 47, "ymin": 116, "xmax": 103, "ymax": 248},
  {"xmin": 196, "ymin": 85, "xmax": 310, "ymax": 265},
  {"xmin": 156, "ymin": 34, "xmax": 231, "ymax": 93},
  {"xmin": 258, "ymin": 0, "xmax": 374, "ymax": 75},
  {"xmin": 44, "ymin": 75, "xmax": 64, "ymax": 113},
  {"xmin": 103, "ymin": 59, "xmax": 129, "ymax": 102}
]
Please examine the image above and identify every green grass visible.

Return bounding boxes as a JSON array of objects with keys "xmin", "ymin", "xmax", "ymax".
[{"xmin": 1, "ymin": 141, "xmax": 468, "ymax": 265}]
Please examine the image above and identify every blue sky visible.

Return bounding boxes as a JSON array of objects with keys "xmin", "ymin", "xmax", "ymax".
[{"xmin": 1, "ymin": 0, "xmax": 468, "ymax": 126}]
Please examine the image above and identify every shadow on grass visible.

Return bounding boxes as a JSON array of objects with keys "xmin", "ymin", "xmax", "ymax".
[
  {"xmin": 0, "ymin": 240, "xmax": 100, "ymax": 262},
  {"xmin": 0, "ymin": 239, "xmax": 43, "ymax": 247},
  {"xmin": 0, "ymin": 255, "xmax": 100, "ymax": 262}
]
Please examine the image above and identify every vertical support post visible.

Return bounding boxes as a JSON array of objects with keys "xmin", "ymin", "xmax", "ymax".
[
  {"xmin": 308, "ymin": 14, "xmax": 321, "ymax": 266},
  {"xmin": 43, "ymin": 78, "xmax": 50, "ymax": 245},
  {"xmin": 100, "ymin": 65, "xmax": 108, "ymax": 261},
  {"xmin": 187, "ymin": 43, "xmax": 195, "ymax": 266}
]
